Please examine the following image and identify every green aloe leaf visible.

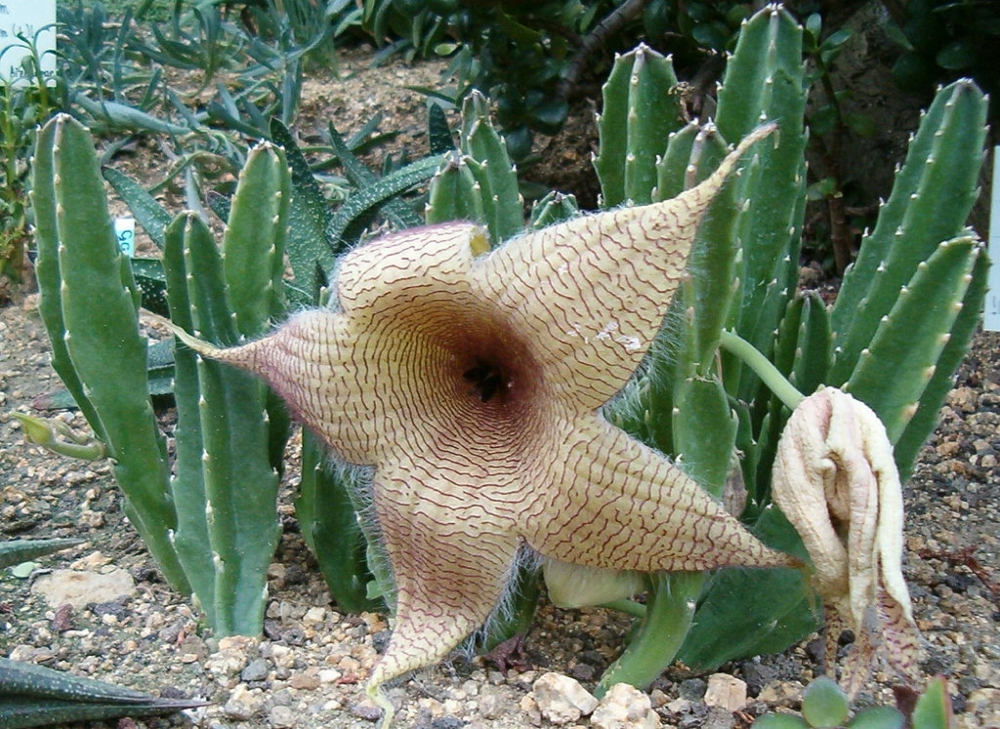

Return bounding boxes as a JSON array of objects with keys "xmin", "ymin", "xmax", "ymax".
[
  {"xmin": 0, "ymin": 539, "xmax": 83, "ymax": 570},
  {"xmin": 269, "ymin": 117, "xmax": 335, "ymax": 299},
  {"xmin": 327, "ymin": 121, "xmax": 425, "ymax": 235},
  {"xmin": 296, "ymin": 432, "xmax": 378, "ymax": 614},
  {"xmin": 326, "ymin": 154, "xmax": 441, "ymax": 252},
  {"xmin": 0, "ymin": 658, "xmax": 206, "ymax": 729},
  {"xmin": 677, "ymin": 504, "xmax": 817, "ymax": 670},
  {"xmin": 103, "ymin": 167, "xmax": 172, "ymax": 249}
]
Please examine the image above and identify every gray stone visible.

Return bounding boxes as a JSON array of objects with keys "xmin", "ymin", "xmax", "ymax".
[
  {"xmin": 477, "ymin": 685, "xmax": 506, "ymax": 720},
  {"xmin": 678, "ymin": 678, "xmax": 707, "ymax": 701},
  {"xmin": 242, "ymin": 658, "xmax": 271, "ymax": 682},
  {"xmin": 702, "ymin": 706, "xmax": 736, "ymax": 729},
  {"xmin": 269, "ymin": 704, "xmax": 297, "ymax": 728}
]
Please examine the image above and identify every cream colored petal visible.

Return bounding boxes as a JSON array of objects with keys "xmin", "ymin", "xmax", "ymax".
[
  {"xmin": 520, "ymin": 413, "xmax": 796, "ymax": 572},
  {"xmin": 168, "ymin": 262, "xmax": 550, "ymax": 471},
  {"xmin": 862, "ymin": 412, "xmax": 914, "ymax": 626},
  {"xmin": 168, "ymin": 310, "xmax": 383, "ymax": 464},
  {"xmin": 772, "ymin": 390, "xmax": 850, "ymax": 598},
  {"xmin": 366, "ymin": 460, "xmax": 521, "ymax": 694},
  {"xmin": 825, "ymin": 398, "xmax": 882, "ymax": 630},
  {"xmin": 475, "ymin": 126, "xmax": 773, "ymax": 411},
  {"xmin": 336, "ymin": 222, "xmax": 489, "ymax": 320}
]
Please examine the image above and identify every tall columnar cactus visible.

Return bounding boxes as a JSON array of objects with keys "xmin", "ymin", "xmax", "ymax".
[
  {"xmin": 426, "ymin": 90, "xmax": 523, "ymax": 244},
  {"xmin": 593, "ymin": 43, "xmax": 683, "ymax": 208},
  {"xmin": 32, "ymin": 115, "xmax": 291, "ymax": 635},
  {"xmin": 593, "ymin": 5, "xmax": 987, "ymax": 679},
  {"xmin": 32, "ymin": 116, "xmax": 188, "ymax": 594},
  {"xmin": 716, "ymin": 7, "xmax": 809, "ymax": 402},
  {"xmin": 830, "ymin": 80, "xmax": 989, "ymax": 477}
]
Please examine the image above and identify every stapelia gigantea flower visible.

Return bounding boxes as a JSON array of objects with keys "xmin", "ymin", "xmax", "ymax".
[
  {"xmin": 772, "ymin": 388, "xmax": 921, "ymax": 695},
  {"xmin": 171, "ymin": 125, "xmax": 795, "ymax": 721}
]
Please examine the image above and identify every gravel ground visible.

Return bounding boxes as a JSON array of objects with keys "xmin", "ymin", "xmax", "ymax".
[
  {"xmin": 3, "ymin": 297, "xmax": 1000, "ymax": 729},
  {"xmin": 2, "ymin": 50, "xmax": 999, "ymax": 729}
]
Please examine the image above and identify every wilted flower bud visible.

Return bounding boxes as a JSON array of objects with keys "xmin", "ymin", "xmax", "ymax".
[{"xmin": 772, "ymin": 387, "xmax": 921, "ymax": 694}]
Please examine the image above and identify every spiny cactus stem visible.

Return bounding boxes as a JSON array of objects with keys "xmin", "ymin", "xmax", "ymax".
[{"xmin": 719, "ymin": 329, "xmax": 803, "ymax": 409}]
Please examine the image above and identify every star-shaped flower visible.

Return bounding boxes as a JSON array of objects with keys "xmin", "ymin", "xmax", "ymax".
[
  {"xmin": 772, "ymin": 387, "xmax": 921, "ymax": 694},
  {"xmin": 170, "ymin": 125, "xmax": 794, "ymax": 721}
]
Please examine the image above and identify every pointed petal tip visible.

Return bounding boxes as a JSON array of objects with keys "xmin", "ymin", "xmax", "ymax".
[{"xmin": 145, "ymin": 312, "xmax": 221, "ymax": 358}]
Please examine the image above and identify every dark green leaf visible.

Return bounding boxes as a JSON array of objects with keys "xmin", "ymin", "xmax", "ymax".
[
  {"xmin": 936, "ymin": 39, "xmax": 976, "ymax": 70},
  {"xmin": 844, "ymin": 111, "xmax": 877, "ymax": 138},
  {"xmin": 427, "ymin": 102, "xmax": 454, "ymax": 154},
  {"xmin": 102, "ymin": 168, "xmax": 172, "ymax": 249}
]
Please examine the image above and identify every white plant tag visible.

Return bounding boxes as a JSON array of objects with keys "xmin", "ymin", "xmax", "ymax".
[
  {"xmin": 114, "ymin": 218, "xmax": 136, "ymax": 258},
  {"xmin": 0, "ymin": 1, "xmax": 57, "ymax": 87},
  {"xmin": 986, "ymin": 146, "xmax": 1000, "ymax": 332}
]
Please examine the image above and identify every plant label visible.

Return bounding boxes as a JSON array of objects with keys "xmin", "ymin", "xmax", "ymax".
[
  {"xmin": 115, "ymin": 218, "xmax": 136, "ymax": 258},
  {"xmin": 0, "ymin": 0, "xmax": 57, "ymax": 87},
  {"xmin": 987, "ymin": 146, "xmax": 1000, "ymax": 332}
]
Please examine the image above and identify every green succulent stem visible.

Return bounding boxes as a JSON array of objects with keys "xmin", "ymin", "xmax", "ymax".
[
  {"xmin": 599, "ymin": 599, "xmax": 647, "ymax": 619},
  {"xmin": 594, "ymin": 572, "xmax": 704, "ymax": 698},
  {"xmin": 719, "ymin": 330, "xmax": 804, "ymax": 411},
  {"xmin": 12, "ymin": 413, "xmax": 108, "ymax": 461}
]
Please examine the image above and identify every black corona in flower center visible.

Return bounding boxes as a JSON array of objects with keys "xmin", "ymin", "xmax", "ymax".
[{"xmin": 463, "ymin": 359, "xmax": 507, "ymax": 402}]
